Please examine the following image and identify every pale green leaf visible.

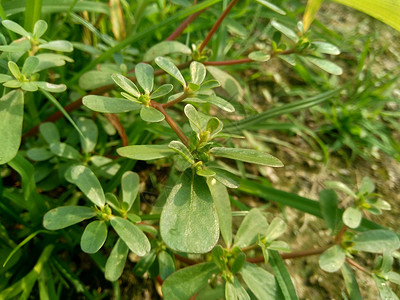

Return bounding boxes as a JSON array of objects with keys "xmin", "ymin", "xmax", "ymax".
[
  {"xmin": 190, "ymin": 61, "xmax": 206, "ymax": 85},
  {"xmin": 206, "ymin": 66, "xmax": 243, "ymax": 101},
  {"xmin": 343, "ymin": 207, "xmax": 362, "ymax": 229},
  {"xmin": 33, "ymin": 20, "xmax": 47, "ymax": 38},
  {"xmin": 21, "ymin": 82, "xmax": 38, "ymax": 92},
  {"xmin": 121, "ymin": 171, "xmax": 139, "ymax": 212},
  {"xmin": 83, "ymin": 95, "xmax": 141, "ymax": 113},
  {"xmin": 117, "ymin": 144, "xmax": 174, "ymax": 160},
  {"xmin": 150, "ymin": 84, "xmax": 173, "ymax": 98},
  {"xmin": 352, "ymin": 230, "xmax": 400, "ymax": 253},
  {"xmin": 169, "ymin": 140, "xmax": 194, "ymax": 164},
  {"xmin": 241, "ymin": 263, "xmax": 278, "ymax": 299},
  {"xmin": 305, "ymin": 56, "xmax": 343, "ymax": 75},
  {"xmin": 225, "ymin": 277, "xmax": 250, "ymax": 300},
  {"xmin": 358, "ymin": 177, "xmax": 375, "ymax": 195},
  {"xmin": 140, "ymin": 106, "xmax": 165, "ymax": 122},
  {"xmin": 39, "ymin": 122, "xmax": 60, "ymax": 144},
  {"xmin": 234, "ymin": 208, "xmax": 269, "ymax": 248},
  {"xmin": 302, "ymin": 0, "xmax": 323, "ymax": 31},
  {"xmin": 26, "ymin": 148, "xmax": 54, "ymax": 161},
  {"xmin": 110, "ymin": 216, "xmax": 150, "ymax": 256},
  {"xmin": 77, "ymin": 117, "xmax": 98, "ymax": 153},
  {"xmin": 135, "ymin": 63, "xmax": 154, "ymax": 93},
  {"xmin": 105, "ymin": 238, "xmax": 129, "ymax": 281},
  {"xmin": 43, "ymin": 206, "xmax": 96, "ymax": 230},
  {"xmin": 341, "ymin": 264, "xmax": 362, "ymax": 300},
  {"xmin": 38, "ymin": 40, "xmax": 73, "ymax": 52},
  {"xmin": 35, "ymin": 53, "xmax": 74, "ymax": 72},
  {"xmin": 255, "ymin": 0, "xmax": 286, "ymax": 14},
  {"xmin": 324, "ymin": 181, "xmax": 357, "ymax": 198},
  {"xmin": 66, "ymin": 165, "xmax": 105, "ymax": 208},
  {"xmin": 143, "ymin": 41, "xmax": 191, "ymax": 61},
  {"xmin": 49, "ymin": 142, "xmax": 81, "ymax": 160},
  {"xmin": 79, "ymin": 71, "xmax": 114, "ymax": 90},
  {"xmin": 0, "ymin": 90, "xmax": 24, "ymax": 164},
  {"xmin": 312, "ymin": 41, "xmax": 341, "ymax": 55},
  {"xmin": 160, "ymin": 169, "xmax": 219, "ymax": 253},
  {"xmin": 36, "ymin": 81, "xmax": 66, "ymax": 93},
  {"xmin": 81, "ymin": 221, "xmax": 108, "ymax": 253},
  {"xmin": 319, "ymin": 245, "xmax": 346, "ymax": 272},
  {"xmin": 265, "ymin": 218, "xmax": 287, "ymax": 241},
  {"xmin": 155, "ymin": 56, "xmax": 186, "ymax": 87},
  {"xmin": 21, "ymin": 56, "xmax": 39, "ymax": 77},
  {"xmin": 271, "ymin": 20, "xmax": 298, "ymax": 42},
  {"xmin": 211, "ymin": 147, "xmax": 284, "ymax": 167},
  {"xmin": 8, "ymin": 61, "xmax": 21, "ymax": 79},
  {"xmin": 2, "ymin": 20, "xmax": 30, "ymax": 37},
  {"xmin": 372, "ymin": 274, "xmax": 400, "ymax": 300},
  {"xmin": 249, "ymin": 51, "xmax": 271, "ymax": 62},
  {"xmin": 111, "ymin": 73, "xmax": 140, "ymax": 97}
]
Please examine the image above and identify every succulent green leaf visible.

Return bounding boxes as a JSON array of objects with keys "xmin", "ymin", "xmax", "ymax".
[
  {"xmin": 36, "ymin": 81, "xmax": 66, "ymax": 93},
  {"xmin": 2, "ymin": 20, "xmax": 30, "ymax": 37},
  {"xmin": 225, "ymin": 277, "xmax": 250, "ymax": 300},
  {"xmin": 248, "ymin": 51, "xmax": 271, "ymax": 62},
  {"xmin": 33, "ymin": 20, "xmax": 47, "ymax": 38},
  {"xmin": 143, "ymin": 41, "xmax": 191, "ymax": 61},
  {"xmin": 135, "ymin": 63, "xmax": 154, "ymax": 93},
  {"xmin": 35, "ymin": 53, "xmax": 74, "ymax": 72},
  {"xmin": 0, "ymin": 74, "xmax": 13, "ymax": 83},
  {"xmin": 184, "ymin": 104, "xmax": 202, "ymax": 134},
  {"xmin": 38, "ymin": 40, "xmax": 73, "ymax": 52},
  {"xmin": 160, "ymin": 169, "xmax": 219, "ymax": 253},
  {"xmin": 209, "ymin": 167, "xmax": 240, "ymax": 188},
  {"xmin": 140, "ymin": 106, "xmax": 165, "ymax": 122},
  {"xmin": 133, "ymin": 250, "xmax": 157, "ymax": 277},
  {"xmin": 201, "ymin": 95, "xmax": 235, "ymax": 112},
  {"xmin": 162, "ymin": 263, "xmax": 218, "ymax": 300},
  {"xmin": 358, "ymin": 177, "xmax": 375, "ymax": 195},
  {"xmin": 305, "ymin": 56, "xmax": 343, "ymax": 75},
  {"xmin": 155, "ymin": 56, "xmax": 186, "ymax": 87},
  {"xmin": 271, "ymin": 20, "xmax": 298, "ymax": 42},
  {"xmin": 21, "ymin": 82, "xmax": 38, "ymax": 92},
  {"xmin": 231, "ymin": 251, "xmax": 246, "ymax": 274},
  {"xmin": 49, "ymin": 142, "xmax": 81, "ymax": 160},
  {"xmin": 105, "ymin": 238, "xmax": 129, "ymax": 281},
  {"xmin": 343, "ymin": 207, "xmax": 362, "ymax": 229},
  {"xmin": 117, "ymin": 144, "xmax": 174, "ymax": 160},
  {"xmin": 200, "ymin": 80, "xmax": 220, "ymax": 91},
  {"xmin": 121, "ymin": 171, "xmax": 139, "ymax": 212},
  {"xmin": 8, "ymin": 61, "xmax": 21, "ymax": 79},
  {"xmin": 150, "ymin": 84, "xmax": 173, "ymax": 98},
  {"xmin": 196, "ymin": 168, "xmax": 216, "ymax": 177},
  {"xmin": 39, "ymin": 122, "xmax": 60, "ymax": 144},
  {"xmin": 312, "ymin": 41, "xmax": 340, "ymax": 55},
  {"xmin": 76, "ymin": 117, "xmax": 98, "ymax": 153},
  {"xmin": 372, "ymin": 274, "xmax": 400, "ymax": 300},
  {"xmin": 319, "ymin": 189, "xmax": 341, "ymax": 234},
  {"xmin": 0, "ymin": 90, "xmax": 24, "ymax": 164},
  {"xmin": 81, "ymin": 221, "xmax": 108, "ymax": 253},
  {"xmin": 211, "ymin": 147, "xmax": 283, "ymax": 167},
  {"xmin": 158, "ymin": 251, "xmax": 176, "ymax": 280},
  {"xmin": 255, "ymin": 0, "xmax": 286, "ymax": 15},
  {"xmin": 66, "ymin": 165, "xmax": 105, "ymax": 208},
  {"xmin": 190, "ymin": 61, "xmax": 206, "ymax": 85},
  {"xmin": 83, "ymin": 95, "xmax": 141, "ymax": 113},
  {"xmin": 3, "ymin": 80, "xmax": 22, "ymax": 88},
  {"xmin": 324, "ymin": 181, "xmax": 357, "ymax": 198},
  {"xmin": 208, "ymin": 178, "xmax": 232, "ymax": 248},
  {"xmin": 241, "ymin": 263, "xmax": 278, "ymax": 299},
  {"xmin": 265, "ymin": 218, "xmax": 287, "ymax": 241},
  {"xmin": 21, "ymin": 56, "xmax": 39, "ymax": 77},
  {"xmin": 234, "ymin": 208, "xmax": 269, "ymax": 248},
  {"xmin": 106, "ymin": 193, "xmax": 121, "ymax": 212},
  {"xmin": 110, "ymin": 216, "xmax": 150, "ymax": 256},
  {"xmin": 169, "ymin": 140, "xmax": 195, "ymax": 164},
  {"xmin": 341, "ymin": 264, "xmax": 362, "ymax": 300},
  {"xmin": 352, "ymin": 230, "xmax": 400, "ymax": 253},
  {"xmin": 43, "ymin": 206, "xmax": 96, "ymax": 230},
  {"xmin": 206, "ymin": 66, "xmax": 243, "ymax": 101},
  {"xmin": 111, "ymin": 73, "xmax": 140, "ymax": 97},
  {"xmin": 269, "ymin": 240, "xmax": 291, "ymax": 252},
  {"xmin": 319, "ymin": 245, "xmax": 346, "ymax": 273},
  {"xmin": 26, "ymin": 148, "xmax": 54, "ymax": 161},
  {"xmin": 79, "ymin": 71, "xmax": 114, "ymax": 90}
]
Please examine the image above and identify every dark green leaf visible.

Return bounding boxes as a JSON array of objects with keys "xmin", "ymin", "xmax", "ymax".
[
  {"xmin": 81, "ymin": 221, "xmax": 108, "ymax": 253},
  {"xmin": 231, "ymin": 251, "xmax": 246, "ymax": 274},
  {"xmin": 79, "ymin": 71, "xmax": 114, "ymax": 90},
  {"xmin": 39, "ymin": 122, "xmax": 60, "ymax": 144},
  {"xmin": 162, "ymin": 263, "xmax": 218, "ymax": 300},
  {"xmin": 158, "ymin": 251, "xmax": 176, "ymax": 280},
  {"xmin": 372, "ymin": 274, "xmax": 399, "ymax": 300},
  {"xmin": 43, "ymin": 206, "xmax": 96, "ymax": 230},
  {"xmin": 110, "ymin": 216, "xmax": 150, "ymax": 256},
  {"xmin": 210, "ymin": 167, "xmax": 240, "ymax": 188},
  {"xmin": 319, "ymin": 189, "xmax": 341, "ymax": 234},
  {"xmin": 133, "ymin": 250, "xmax": 157, "ymax": 276},
  {"xmin": 160, "ymin": 169, "xmax": 219, "ymax": 253}
]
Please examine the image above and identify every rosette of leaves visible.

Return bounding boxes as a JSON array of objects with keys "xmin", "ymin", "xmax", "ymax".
[
  {"xmin": 162, "ymin": 208, "xmax": 296, "ymax": 300},
  {"xmin": 325, "ymin": 177, "xmax": 391, "ymax": 229},
  {"xmin": 43, "ymin": 166, "xmax": 150, "ymax": 281},
  {"xmin": 248, "ymin": 19, "xmax": 342, "ymax": 76}
]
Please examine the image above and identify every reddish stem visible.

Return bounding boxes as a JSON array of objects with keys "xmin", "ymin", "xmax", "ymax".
[
  {"xmin": 335, "ymin": 225, "xmax": 347, "ymax": 244},
  {"xmin": 204, "ymin": 58, "xmax": 253, "ymax": 66},
  {"xmin": 174, "ymin": 253, "xmax": 198, "ymax": 265},
  {"xmin": 198, "ymin": 0, "xmax": 239, "ymax": 53},
  {"xmin": 104, "ymin": 113, "xmax": 129, "ymax": 146},
  {"xmin": 246, "ymin": 246, "xmax": 330, "ymax": 263},
  {"xmin": 346, "ymin": 258, "xmax": 370, "ymax": 274},
  {"xmin": 166, "ymin": 9, "xmax": 206, "ymax": 41},
  {"xmin": 151, "ymin": 101, "xmax": 189, "ymax": 147},
  {"xmin": 162, "ymin": 90, "xmax": 189, "ymax": 109}
]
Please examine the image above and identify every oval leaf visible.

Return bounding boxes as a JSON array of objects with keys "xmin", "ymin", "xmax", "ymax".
[
  {"xmin": 81, "ymin": 221, "xmax": 108, "ymax": 253},
  {"xmin": 234, "ymin": 208, "xmax": 269, "ymax": 248},
  {"xmin": 39, "ymin": 122, "xmax": 60, "ymax": 144},
  {"xmin": 43, "ymin": 206, "xmax": 96, "ymax": 230},
  {"xmin": 79, "ymin": 71, "xmax": 114, "ymax": 90},
  {"xmin": 77, "ymin": 117, "xmax": 98, "ymax": 153},
  {"xmin": 38, "ymin": 40, "xmax": 73, "ymax": 52},
  {"xmin": 265, "ymin": 217, "xmax": 287, "ymax": 241},
  {"xmin": 343, "ymin": 207, "xmax": 362, "ymax": 229},
  {"xmin": 66, "ymin": 165, "xmax": 105, "ymax": 208},
  {"xmin": 241, "ymin": 263, "xmax": 278, "ymax": 299},
  {"xmin": 169, "ymin": 140, "xmax": 194, "ymax": 164},
  {"xmin": 160, "ymin": 170, "xmax": 219, "ymax": 253},
  {"xmin": 111, "ymin": 73, "xmax": 140, "ymax": 98},
  {"xmin": 83, "ymin": 95, "xmax": 141, "ymax": 113},
  {"xmin": 117, "ymin": 144, "xmax": 174, "ymax": 160},
  {"xmin": 150, "ymin": 84, "xmax": 173, "ymax": 99},
  {"xmin": 249, "ymin": 51, "xmax": 271, "ymax": 62},
  {"xmin": 143, "ymin": 41, "xmax": 191, "ymax": 61},
  {"xmin": 155, "ymin": 56, "xmax": 186, "ymax": 87},
  {"xmin": 0, "ymin": 90, "xmax": 24, "ymax": 164},
  {"xmin": 319, "ymin": 245, "xmax": 346, "ymax": 273},
  {"xmin": 190, "ymin": 61, "xmax": 206, "ymax": 85},
  {"xmin": 135, "ymin": 63, "xmax": 154, "ymax": 93},
  {"xmin": 211, "ymin": 147, "xmax": 283, "ymax": 167},
  {"xmin": 352, "ymin": 230, "xmax": 400, "ymax": 253},
  {"xmin": 105, "ymin": 238, "xmax": 129, "ymax": 281},
  {"xmin": 305, "ymin": 56, "xmax": 343, "ymax": 75},
  {"xmin": 2, "ymin": 20, "xmax": 30, "ymax": 37},
  {"xmin": 49, "ymin": 142, "xmax": 81, "ymax": 160},
  {"xmin": 121, "ymin": 171, "xmax": 139, "ymax": 212},
  {"xmin": 158, "ymin": 251, "xmax": 176, "ymax": 280},
  {"xmin": 110, "ymin": 216, "xmax": 150, "ymax": 256},
  {"xmin": 140, "ymin": 106, "xmax": 165, "ymax": 122}
]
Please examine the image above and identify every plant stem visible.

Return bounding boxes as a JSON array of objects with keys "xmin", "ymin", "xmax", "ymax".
[
  {"xmin": 346, "ymin": 258, "xmax": 370, "ymax": 274},
  {"xmin": 204, "ymin": 58, "xmax": 253, "ymax": 66},
  {"xmin": 151, "ymin": 101, "xmax": 189, "ymax": 146},
  {"xmin": 166, "ymin": 8, "xmax": 207, "ymax": 41},
  {"xmin": 162, "ymin": 89, "xmax": 189, "ymax": 109},
  {"xmin": 104, "ymin": 113, "xmax": 129, "ymax": 146},
  {"xmin": 198, "ymin": 0, "xmax": 239, "ymax": 53},
  {"xmin": 246, "ymin": 245, "xmax": 330, "ymax": 263},
  {"xmin": 335, "ymin": 225, "xmax": 347, "ymax": 243}
]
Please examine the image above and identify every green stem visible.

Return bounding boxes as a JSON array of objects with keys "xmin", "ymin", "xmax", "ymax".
[{"xmin": 24, "ymin": 0, "xmax": 43, "ymax": 32}]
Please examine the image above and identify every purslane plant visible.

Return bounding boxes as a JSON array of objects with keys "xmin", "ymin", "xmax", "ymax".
[{"xmin": 1, "ymin": 0, "xmax": 399, "ymax": 299}]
